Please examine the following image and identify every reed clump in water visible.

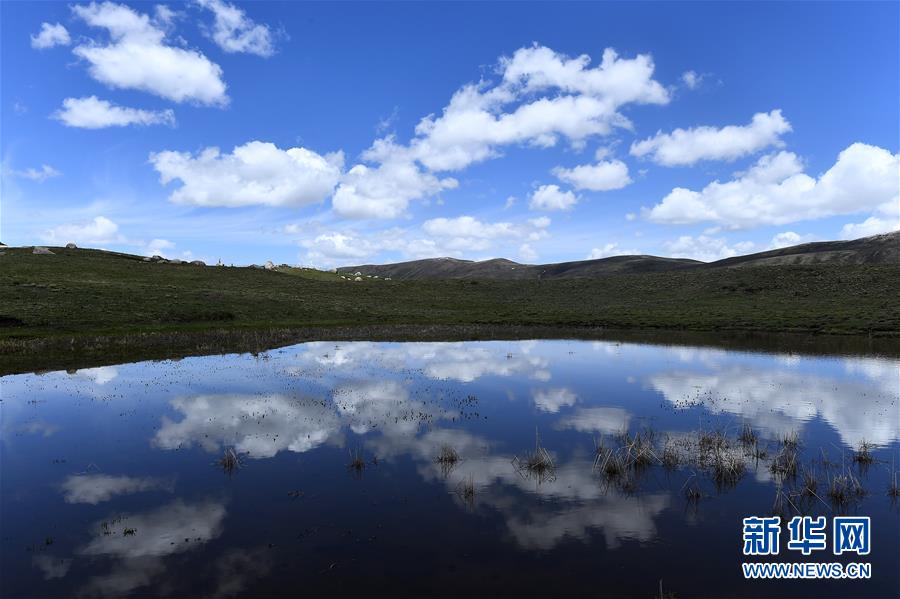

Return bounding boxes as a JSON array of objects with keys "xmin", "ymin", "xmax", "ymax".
[
  {"xmin": 218, "ymin": 447, "xmax": 243, "ymax": 475},
  {"xmin": 827, "ymin": 468, "xmax": 866, "ymax": 507},
  {"xmin": 348, "ymin": 447, "xmax": 366, "ymax": 474},
  {"xmin": 513, "ymin": 430, "xmax": 556, "ymax": 483},
  {"xmin": 853, "ymin": 441, "xmax": 875, "ymax": 466},
  {"xmin": 436, "ymin": 445, "xmax": 461, "ymax": 476}
]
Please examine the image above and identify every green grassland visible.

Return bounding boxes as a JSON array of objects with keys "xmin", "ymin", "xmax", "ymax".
[{"xmin": 1, "ymin": 246, "xmax": 899, "ymax": 371}]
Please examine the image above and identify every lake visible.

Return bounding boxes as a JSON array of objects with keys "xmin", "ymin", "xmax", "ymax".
[{"xmin": 1, "ymin": 339, "xmax": 898, "ymax": 598}]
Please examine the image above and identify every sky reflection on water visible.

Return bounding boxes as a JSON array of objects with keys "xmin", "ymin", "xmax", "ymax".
[{"xmin": 2, "ymin": 340, "xmax": 898, "ymax": 598}]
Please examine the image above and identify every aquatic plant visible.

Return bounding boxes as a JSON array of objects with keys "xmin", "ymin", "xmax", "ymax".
[
  {"xmin": 781, "ymin": 430, "xmax": 800, "ymax": 449},
  {"xmin": 218, "ymin": 447, "xmax": 243, "ymax": 475},
  {"xmin": 738, "ymin": 423, "xmax": 758, "ymax": 446},
  {"xmin": 513, "ymin": 429, "xmax": 556, "ymax": 483},
  {"xmin": 852, "ymin": 440, "xmax": 875, "ymax": 466},
  {"xmin": 661, "ymin": 443, "xmax": 679, "ymax": 470},
  {"xmin": 827, "ymin": 469, "xmax": 866, "ymax": 507},
  {"xmin": 348, "ymin": 448, "xmax": 366, "ymax": 473},
  {"xmin": 436, "ymin": 445, "xmax": 460, "ymax": 465},
  {"xmin": 769, "ymin": 446, "xmax": 799, "ymax": 479},
  {"xmin": 457, "ymin": 474, "xmax": 476, "ymax": 504},
  {"xmin": 436, "ymin": 445, "xmax": 461, "ymax": 476}
]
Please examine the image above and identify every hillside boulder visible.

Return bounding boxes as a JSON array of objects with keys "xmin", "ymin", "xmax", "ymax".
[
  {"xmin": 33, "ymin": 247, "xmax": 54, "ymax": 255},
  {"xmin": 190, "ymin": 260, "xmax": 206, "ymax": 267},
  {"xmin": 264, "ymin": 261, "xmax": 275, "ymax": 270},
  {"xmin": 65, "ymin": 242, "xmax": 78, "ymax": 249}
]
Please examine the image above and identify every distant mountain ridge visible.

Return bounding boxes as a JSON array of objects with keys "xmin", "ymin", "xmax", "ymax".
[{"xmin": 336, "ymin": 232, "xmax": 900, "ymax": 280}]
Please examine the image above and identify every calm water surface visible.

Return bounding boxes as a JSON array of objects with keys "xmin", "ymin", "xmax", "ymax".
[{"xmin": 2, "ymin": 340, "xmax": 898, "ymax": 598}]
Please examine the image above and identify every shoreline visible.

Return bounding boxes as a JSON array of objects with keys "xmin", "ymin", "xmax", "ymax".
[{"xmin": 2, "ymin": 323, "xmax": 898, "ymax": 376}]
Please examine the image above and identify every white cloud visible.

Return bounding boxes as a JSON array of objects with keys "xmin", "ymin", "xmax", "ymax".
[
  {"xmin": 197, "ymin": 0, "xmax": 276, "ymax": 57},
  {"xmin": 663, "ymin": 235, "xmax": 755, "ymax": 262},
  {"xmin": 768, "ymin": 231, "xmax": 815, "ymax": 249},
  {"xmin": 681, "ymin": 70, "xmax": 703, "ymax": 89},
  {"xmin": 332, "ymin": 44, "xmax": 667, "ymax": 218},
  {"xmin": 79, "ymin": 500, "xmax": 226, "ymax": 559},
  {"xmin": 840, "ymin": 216, "xmax": 900, "ymax": 239},
  {"xmin": 552, "ymin": 159, "xmax": 631, "ymax": 191},
  {"xmin": 42, "ymin": 216, "xmax": 125, "ymax": 246},
  {"xmin": 518, "ymin": 243, "xmax": 537, "ymax": 261},
  {"xmin": 532, "ymin": 387, "xmax": 577, "ymax": 413},
  {"xmin": 630, "ymin": 110, "xmax": 791, "ymax": 166},
  {"xmin": 302, "ymin": 233, "xmax": 374, "ymax": 260},
  {"xmin": 54, "ymin": 96, "xmax": 175, "ymax": 128},
  {"xmin": 9, "ymin": 164, "xmax": 61, "ymax": 182},
  {"xmin": 31, "ymin": 22, "xmax": 71, "ymax": 49},
  {"xmin": 150, "ymin": 141, "xmax": 343, "ymax": 207},
  {"xmin": 297, "ymin": 216, "xmax": 549, "ymax": 266},
  {"xmin": 529, "ymin": 184, "xmax": 578, "ymax": 211},
  {"xmin": 145, "ymin": 238, "xmax": 176, "ymax": 257},
  {"xmin": 72, "ymin": 1, "xmax": 228, "ymax": 105},
  {"xmin": 61, "ymin": 474, "xmax": 169, "ymax": 504},
  {"xmin": 586, "ymin": 243, "xmax": 640, "ymax": 259},
  {"xmin": 647, "ymin": 143, "xmax": 900, "ymax": 228},
  {"xmin": 332, "ymin": 143, "xmax": 457, "ymax": 219}
]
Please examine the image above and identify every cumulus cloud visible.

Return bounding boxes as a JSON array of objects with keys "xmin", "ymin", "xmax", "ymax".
[
  {"xmin": 150, "ymin": 141, "xmax": 343, "ymax": 207},
  {"xmin": 586, "ymin": 243, "xmax": 640, "ymax": 259},
  {"xmin": 72, "ymin": 2, "xmax": 227, "ymax": 105},
  {"xmin": 529, "ymin": 184, "xmax": 578, "ymax": 211},
  {"xmin": 197, "ymin": 0, "xmax": 276, "ymax": 57},
  {"xmin": 61, "ymin": 474, "xmax": 170, "ymax": 504},
  {"xmin": 332, "ymin": 140, "xmax": 456, "ymax": 218},
  {"xmin": 680, "ymin": 70, "xmax": 704, "ymax": 90},
  {"xmin": 79, "ymin": 500, "xmax": 226, "ymax": 559},
  {"xmin": 8, "ymin": 164, "xmax": 61, "ymax": 182},
  {"xmin": 332, "ymin": 44, "xmax": 667, "ymax": 218},
  {"xmin": 552, "ymin": 158, "xmax": 631, "ymax": 191},
  {"xmin": 54, "ymin": 96, "xmax": 175, "ymax": 128},
  {"xmin": 298, "ymin": 215, "xmax": 550, "ymax": 266},
  {"xmin": 663, "ymin": 235, "xmax": 755, "ymax": 262},
  {"xmin": 518, "ymin": 243, "xmax": 537, "ymax": 261},
  {"xmin": 840, "ymin": 216, "xmax": 900, "ymax": 240},
  {"xmin": 647, "ymin": 143, "xmax": 900, "ymax": 228},
  {"xmin": 42, "ymin": 216, "xmax": 125, "ymax": 246},
  {"xmin": 31, "ymin": 22, "xmax": 71, "ymax": 49},
  {"xmin": 631, "ymin": 110, "xmax": 791, "ymax": 166},
  {"xmin": 768, "ymin": 231, "xmax": 815, "ymax": 249},
  {"xmin": 532, "ymin": 387, "xmax": 577, "ymax": 413}
]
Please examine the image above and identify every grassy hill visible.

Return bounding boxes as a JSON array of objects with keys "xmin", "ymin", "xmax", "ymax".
[
  {"xmin": 2, "ymin": 244, "xmax": 899, "ymax": 337},
  {"xmin": 1, "ymin": 244, "xmax": 898, "ymax": 372},
  {"xmin": 336, "ymin": 232, "xmax": 900, "ymax": 280}
]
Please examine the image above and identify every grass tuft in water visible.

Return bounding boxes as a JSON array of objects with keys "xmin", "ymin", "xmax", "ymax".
[
  {"xmin": 348, "ymin": 447, "xmax": 366, "ymax": 474},
  {"xmin": 781, "ymin": 430, "xmax": 800, "ymax": 449},
  {"xmin": 738, "ymin": 424, "xmax": 758, "ymax": 446},
  {"xmin": 513, "ymin": 429, "xmax": 556, "ymax": 483},
  {"xmin": 827, "ymin": 468, "xmax": 866, "ymax": 507},
  {"xmin": 852, "ymin": 441, "xmax": 875, "ymax": 466},
  {"xmin": 218, "ymin": 447, "xmax": 243, "ymax": 475}
]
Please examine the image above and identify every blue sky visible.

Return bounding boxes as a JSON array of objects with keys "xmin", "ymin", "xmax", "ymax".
[{"xmin": 2, "ymin": 1, "xmax": 898, "ymax": 267}]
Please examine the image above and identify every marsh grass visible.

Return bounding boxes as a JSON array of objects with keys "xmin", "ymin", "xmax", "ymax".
[
  {"xmin": 827, "ymin": 468, "xmax": 867, "ymax": 507},
  {"xmin": 348, "ymin": 447, "xmax": 366, "ymax": 475},
  {"xmin": 662, "ymin": 442, "xmax": 679, "ymax": 470},
  {"xmin": 455, "ymin": 475, "xmax": 476, "ymax": 508},
  {"xmin": 436, "ymin": 445, "xmax": 461, "ymax": 476},
  {"xmin": 853, "ymin": 441, "xmax": 875, "ymax": 466},
  {"xmin": 738, "ymin": 424, "xmax": 758, "ymax": 447},
  {"xmin": 513, "ymin": 430, "xmax": 556, "ymax": 484},
  {"xmin": 218, "ymin": 447, "xmax": 243, "ymax": 475},
  {"xmin": 769, "ymin": 446, "xmax": 799, "ymax": 479},
  {"xmin": 781, "ymin": 430, "xmax": 800, "ymax": 450}
]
